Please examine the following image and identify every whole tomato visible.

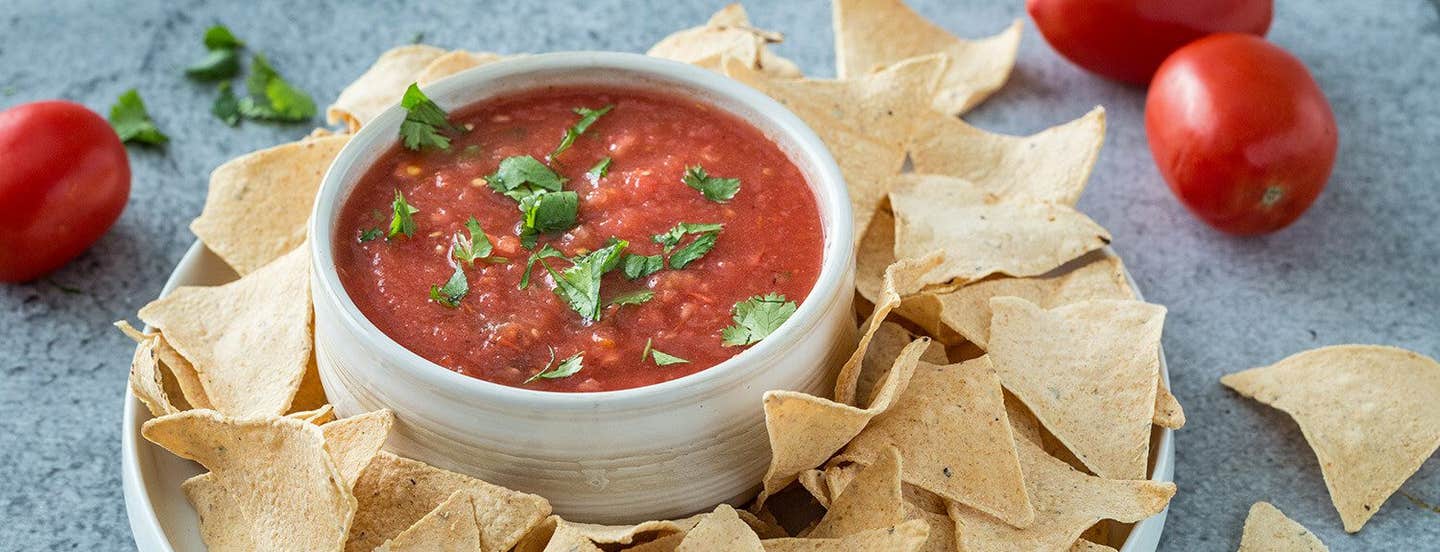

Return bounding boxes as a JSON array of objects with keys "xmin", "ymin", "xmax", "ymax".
[
  {"xmin": 1027, "ymin": 0, "xmax": 1273, "ymax": 85},
  {"xmin": 1146, "ymin": 34, "xmax": 1337, "ymax": 235},
  {"xmin": 0, "ymin": 101, "xmax": 131, "ymax": 282}
]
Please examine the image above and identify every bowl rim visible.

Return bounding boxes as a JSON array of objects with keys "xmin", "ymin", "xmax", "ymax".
[{"xmin": 308, "ymin": 51, "xmax": 855, "ymax": 411}]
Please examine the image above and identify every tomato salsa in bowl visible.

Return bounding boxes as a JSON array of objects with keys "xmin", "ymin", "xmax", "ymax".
[{"xmin": 309, "ymin": 52, "xmax": 854, "ymax": 522}]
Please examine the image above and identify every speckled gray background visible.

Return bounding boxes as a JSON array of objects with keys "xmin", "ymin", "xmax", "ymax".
[{"xmin": 2, "ymin": 1, "xmax": 1437, "ymax": 550}]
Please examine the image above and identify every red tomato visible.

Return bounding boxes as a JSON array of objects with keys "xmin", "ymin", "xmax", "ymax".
[
  {"xmin": 1146, "ymin": 34, "xmax": 1337, "ymax": 235},
  {"xmin": 0, "ymin": 101, "xmax": 131, "ymax": 282},
  {"xmin": 1027, "ymin": 0, "xmax": 1273, "ymax": 85}
]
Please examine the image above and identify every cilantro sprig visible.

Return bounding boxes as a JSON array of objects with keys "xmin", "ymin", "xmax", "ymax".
[
  {"xmin": 399, "ymin": 83, "xmax": 460, "ymax": 151},
  {"xmin": 108, "ymin": 89, "xmax": 169, "ymax": 146},
  {"xmin": 622, "ymin": 254, "xmax": 664, "ymax": 280},
  {"xmin": 186, "ymin": 25, "xmax": 245, "ymax": 81},
  {"xmin": 643, "ymin": 338, "xmax": 690, "ymax": 366},
  {"xmin": 721, "ymin": 293, "xmax": 798, "ymax": 347},
  {"xmin": 550, "ymin": 105, "xmax": 613, "ymax": 159},
  {"xmin": 652, "ymin": 222, "xmax": 722, "ymax": 269},
  {"xmin": 524, "ymin": 348, "xmax": 584, "ymax": 383},
  {"xmin": 389, "ymin": 190, "xmax": 419, "ymax": 238},
  {"xmin": 682, "ymin": 165, "xmax": 740, "ymax": 202},
  {"xmin": 238, "ymin": 54, "xmax": 316, "ymax": 122},
  {"xmin": 428, "ymin": 265, "xmax": 468, "ymax": 308},
  {"xmin": 539, "ymin": 239, "xmax": 628, "ymax": 322},
  {"xmin": 452, "ymin": 217, "xmax": 502, "ymax": 265},
  {"xmin": 487, "ymin": 156, "xmax": 578, "ymax": 247}
]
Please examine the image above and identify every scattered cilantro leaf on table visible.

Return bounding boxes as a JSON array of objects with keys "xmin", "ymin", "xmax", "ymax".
[
  {"xmin": 108, "ymin": 89, "xmax": 168, "ymax": 146},
  {"xmin": 202, "ymin": 24, "xmax": 244, "ymax": 50},
  {"xmin": 211, "ymin": 82, "xmax": 242, "ymax": 126},
  {"xmin": 682, "ymin": 165, "xmax": 740, "ymax": 202},
  {"xmin": 721, "ymin": 293, "xmax": 798, "ymax": 347},
  {"xmin": 237, "ymin": 54, "xmax": 316, "ymax": 122},
  {"xmin": 186, "ymin": 48, "xmax": 241, "ymax": 81}
]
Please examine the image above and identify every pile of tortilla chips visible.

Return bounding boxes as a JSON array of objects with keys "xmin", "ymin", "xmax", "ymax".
[{"xmin": 119, "ymin": 2, "xmax": 1192, "ymax": 550}]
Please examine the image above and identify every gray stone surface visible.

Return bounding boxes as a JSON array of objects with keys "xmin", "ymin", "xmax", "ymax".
[{"xmin": 1, "ymin": 0, "xmax": 1437, "ymax": 550}]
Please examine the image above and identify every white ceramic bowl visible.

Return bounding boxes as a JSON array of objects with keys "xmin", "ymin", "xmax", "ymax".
[{"xmin": 307, "ymin": 52, "xmax": 857, "ymax": 523}]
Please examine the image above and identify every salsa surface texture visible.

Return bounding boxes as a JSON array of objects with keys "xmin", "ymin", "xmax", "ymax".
[{"xmin": 334, "ymin": 86, "xmax": 824, "ymax": 392}]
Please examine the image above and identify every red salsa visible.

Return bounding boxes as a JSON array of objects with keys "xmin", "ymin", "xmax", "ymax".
[{"xmin": 334, "ymin": 86, "xmax": 824, "ymax": 392}]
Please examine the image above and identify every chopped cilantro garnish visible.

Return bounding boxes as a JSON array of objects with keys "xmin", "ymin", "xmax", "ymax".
[
  {"xmin": 521, "ymin": 190, "xmax": 579, "ymax": 234},
  {"xmin": 721, "ymin": 293, "xmax": 798, "ymax": 347},
  {"xmin": 606, "ymin": 289, "xmax": 654, "ymax": 308},
  {"xmin": 653, "ymin": 222, "xmax": 724, "ymax": 252},
  {"xmin": 237, "ymin": 54, "xmax": 316, "ymax": 122},
  {"xmin": 108, "ymin": 89, "xmax": 168, "ymax": 146},
  {"xmin": 488, "ymin": 156, "xmax": 567, "ymax": 198},
  {"xmin": 451, "ymin": 217, "xmax": 493, "ymax": 265},
  {"xmin": 682, "ymin": 165, "xmax": 740, "ymax": 202},
  {"xmin": 550, "ymin": 105, "xmax": 613, "ymax": 159},
  {"xmin": 541, "ymin": 239, "xmax": 628, "ymax": 321},
  {"xmin": 518, "ymin": 245, "xmax": 566, "ymax": 290},
  {"xmin": 202, "ymin": 24, "xmax": 244, "ymax": 50},
  {"xmin": 489, "ymin": 156, "xmax": 577, "ymax": 246},
  {"xmin": 428, "ymin": 265, "xmax": 468, "ymax": 308},
  {"xmin": 668, "ymin": 230, "xmax": 718, "ymax": 269},
  {"xmin": 525, "ymin": 349, "xmax": 584, "ymax": 383},
  {"xmin": 358, "ymin": 228, "xmax": 383, "ymax": 242},
  {"xmin": 642, "ymin": 337, "xmax": 689, "ymax": 366},
  {"xmin": 388, "ymin": 190, "xmax": 419, "ymax": 238},
  {"xmin": 212, "ymin": 82, "xmax": 241, "ymax": 126},
  {"xmin": 622, "ymin": 254, "xmax": 664, "ymax": 280},
  {"xmin": 399, "ymin": 83, "xmax": 458, "ymax": 151},
  {"xmin": 186, "ymin": 48, "xmax": 241, "ymax": 81},
  {"xmin": 587, "ymin": 157, "xmax": 613, "ymax": 179}
]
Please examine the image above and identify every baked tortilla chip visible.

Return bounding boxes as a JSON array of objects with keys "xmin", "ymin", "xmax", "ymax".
[
  {"xmin": 725, "ymin": 55, "xmax": 945, "ymax": 242},
  {"xmin": 416, "ymin": 50, "xmax": 507, "ymax": 86},
  {"xmin": 855, "ymin": 322, "xmax": 948, "ymax": 407},
  {"xmin": 320, "ymin": 409, "xmax": 395, "ymax": 490},
  {"xmin": 933, "ymin": 254, "xmax": 1132, "ymax": 349},
  {"xmin": 1220, "ymin": 345, "xmax": 1440, "ymax": 532},
  {"xmin": 347, "ymin": 452, "xmax": 551, "ymax": 552},
  {"xmin": 835, "ymin": 252, "xmax": 944, "ymax": 405},
  {"xmin": 142, "ymin": 410, "xmax": 355, "ymax": 552},
  {"xmin": 328, "ymin": 44, "xmax": 447, "ymax": 131},
  {"xmin": 890, "ymin": 174, "xmax": 1110, "ymax": 289},
  {"xmin": 137, "ymin": 245, "xmax": 313, "ymax": 417},
  {"xmin": 1238, "ymin": 502, "xmax": 1328, "ymax": 552},
  {"xmin": 677, "ymin": 504, "xmax": 763, "ymax": 552},
  {"xmin": 648, "ymin": 4, "xmax": 799, "ymax": 78},
  {"xmin": 949, "ymin": 435, "xmax": 1175, "ymax": 552},
  {"xmin": 758, "ymin": 337, "xmax": 930, "ymax": 506},
  {"xmin": 1072, "ymin": 540, "xmax": 1118, "ymax": 552},
  {"xmin": 289, "ymin": 404, "xmax": 336, "ymax": 425},
  {"xmin": 837, "ymin": 357, "xmax": 1034, "ymax": 527},
  {"xmin": 833, "ymin": 0, "xmax": 1020, "ymax": 115},
  {"xmin": 374, "ymin": 489, "xmax": 483, "ymax": 552},
  {"xmin": 808, "ymin": 447, "xmax": 903, "ymax": 538},
  {"xmin": 129, "ymin": 337, "xmax": 179, "ymax": 417},
  {"xmin": 909, "ymin": 107, "xmax": 1105, "ymax": 205},
  {"xmin": 115, "ymin": 320, "xmax": 211, "ymax": 409},
  {"xmin": 550, "ymin": 515, "xmax": 701, "ymax": 547},
  {"xmin": 762, "ymin": 520, "xmax": 929, "ymax": 552},
  {"xmin": 988, "ymin": 298, "xmax": 1165, "ymax": 480},
  {"xmin": 905, "ymin": 507, "xmax": 955, "ymax": 552},
  {"xmin": 190, "ymin": 134, "xmax": 350, "ymax": 275},
  {"xmin": 512, "ymin": 516, "xmax": 559, "ymax": 552}
]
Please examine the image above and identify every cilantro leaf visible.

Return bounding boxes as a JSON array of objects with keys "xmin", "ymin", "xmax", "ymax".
[
  {"xmin": 186, "ymin": 48, "xmax": 241, "ymax": 81},
  {"xmin": 653, "ymin": 222, "xmax": 724, "ymax": 252},
  {"xmin": 389, "ymin": 190, "xmax": 419, "ymax": 238},
  {"xmin": 587, "ymin": 157, "xmax": 613, "ymax": 180},
  {"xmin": 606, "ymin": 289, "xmax": 654, "ymax": 308},
  {"xmin": 522, "ymin": 191, "xmax": 578, "ymax": 234},
  {"xmin": 682, "ymin": 165, "xmax": 740, "ymax": 202},
  {"xmin": 525, "ymin": 350, "xmax": 584, "ymax": 383},
  {"xmin": 428, "ymin": 265, "xmax": 468, "ymax": 308},
  {"xmin": 542, "ymin": 239, "xmax": 628, "ymax": 321},
  {"xmin": 721, "ymin": 293, "xmax": 798, "ymax": 347},
  {"xmin": 358, "ymin": 228, "xmax": 383, "ymax": 242},
  {"xmin": 237, "ymin": 54, "xmax": 316, "ymax": 122},
  {"xmin": 399, "ymin": 83, "xmax": 458, "ymax": 151},
  {"xmin": 668, "ymin": 230, "xmax": 718, "ymax": 269},
  {"xmin": 202, "ymin": 24, "xmax": 244, "ymax": 50},
  {"xmin": 550, "ymin": 105, "xmax": 613, "ymax": 159},
  {"xmin": 488, "ymin": 156, "xmax": 567, "ymax": 197},
  {"xmin": 622, "ymin": 254, "xmax": 664, "ymax": 280},
  {"xmin": 519, "ymin": 245, "xmax": 567, "ymax": 290},
  {"xmin": 108, "ymin": 89, "xmax": 168, "ymax": 146},
  {"xmin": 652, "ymin": 349, "xmax": 689, "ymax": 366},
  {"xmin": 451, "ymin": 217, "xmax": 493, "ymax": 265},
  {"xmin": 212, "ymin": 82, "xmax": 241, "ymax": 126}
]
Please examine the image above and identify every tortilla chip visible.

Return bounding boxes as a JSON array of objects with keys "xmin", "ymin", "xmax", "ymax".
[
  {"xmin": 347, "ymin": 452, "xmax": 551, "ymax": 552},
  {"xmin": 835, "ymin": 252, "xmax": 944, "ymax": 405},
  {"xmin": 677, "ymin": 504, "xmax": 763, "ymax": 552},
  {"xmin": 855, "ymin": 322, "xmax": 947, "ymax": 407},
  {"xmin": 374, "ymin": 489, "xmax": 483, "ymax": 552},
  {"xmin": 549, "ymin": 516, "xmax": 701, "ymax": 547},
  {"xmin": 949, "ymin": 435, "xmax": 1174, "ymax": 552},
  {"xmin": 905, "ymin": 507, "xmax": 955, "ymax": 552},
  {"xmin": 1071, "ymin": 540, "xmax": 1118, "ymax": 552},
  {"xmin": 138, "ymin": 245, "xmax": 313, "ymax": 417},
  {"xmin": 1238, "ymin": 502, "xmax": 1328, "ymax": 552},
  {"xmin": 808, "ymin": 446, "xmax": 903, "ymax": 539},
  {"xmin": 129, "ymin": 337, "xmax": 178, "ymax": 417},
  {"xmin": 544, "ymin": 521, "xmax": 605, "ymax": 552},
  {"xmin": 416, "ymin": 50, "xmax": 507, "ymax": 86},
  {"xmin": 513, "ymin": 516, "xmax": 559, "ymax": 552},
  {"xmin": 1152, "ymin": 382, "xmax": 1186, "ymax": 430},
  {"xmin": 837, "ymin": 357, "xmax": 1034, "ymax": 527},
  {"xmin": 798, "ymin": 469, "xmax": 832, "ymax": 508},
  {"xmin": 648, "ymin": 4, "xmax": 799, "ymax": 78},
  {"xmin": 321, "ymin": 409, "xmax": 395, "ymax": 490},
  {"xmin": 833, "ymin": 0, "xmax": 1020, "ymax": 115},
  {"xmin": 725, "ymin": 55, "xmax": 945, "ymax": 243},
  {"xmin": 933, "ymin": 254, "xmax": 1132, "ymax": 349},
  {"xmin": 761, "ymin": 520, "xmax": 929, "ymax": 551},
  {"xmin": 190, "ymin": 134, "xmax": 350, "ymax": 275},
  {"xmin": 628, "ymin": 533, "xmax": 688, "ymax": 552},
  {"xmin": 289, "ymin": 354, "xmax": 330, "ymax": 414},
  {"xmin": 889, "ymin": 174, "xmax": 1111, "ymax": 289},
  {"xmin": 909, "ymin": 107, "xmax": 1105, "ymax": 206},
  {"xmin": 289, "ymin": 404, "xmax": 336, "ymax": 425},
  {"xmin": 988, "ymin": 298, "xmax": 1165, "ymax": 480},
  {"xmin": 1220, "ymin": 345, "xmax": 1440, "ymax": 532},
  {"xmin": 115, "ymin": 320, "xmax": 211, "ymax": 409},
  {"xmin": 142, "ymin": 410, "xmax": 355, "ymax": 551},
  {"xmin": 328, "ymin": 44, "xmax": 447, "ymax": 131},
  {"xmin": 757, "ymin": 337, "xmax": 930, "ymax": 506}
]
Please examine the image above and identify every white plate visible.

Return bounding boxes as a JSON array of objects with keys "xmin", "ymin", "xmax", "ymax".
[{"xmin": 123, "ymin": 242, "xmax": 1174, "ymax": 551}]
